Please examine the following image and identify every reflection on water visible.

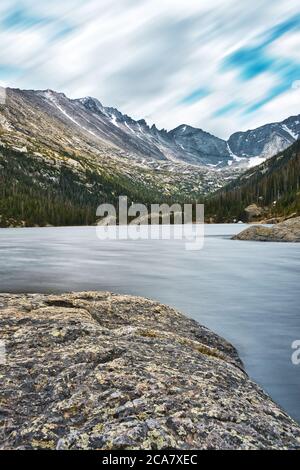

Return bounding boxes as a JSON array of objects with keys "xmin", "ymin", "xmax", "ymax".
[{"xmin": 0, "ymin": 224, "xmax": 300, "ymax": 422}]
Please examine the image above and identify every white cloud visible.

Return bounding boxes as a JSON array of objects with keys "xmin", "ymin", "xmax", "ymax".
[
  {"xmin": 0, "ymin": 0, "xmax": 299, "ymax": 137},
  {"xmin": 269, "ymin": 31, "xmax": 300, "ymax": 62},
  {"xmin": 243, "ymin": 86, "xmax": 300, "ymax": 129}
]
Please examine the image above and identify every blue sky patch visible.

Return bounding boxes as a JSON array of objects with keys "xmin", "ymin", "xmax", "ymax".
[
  {"xmin": 0, "ymin": 64, "xmax": 23, "ymax": 80},
  {"xmin": 180, "ymin": 87, "xmax": 210, "ymax": 105},
  {"xmin": 0, "ymin": 1, "xmax": 299, "ymax": 136},
  {"xmin": 1, "ymin": 5, "xmax": 50, "ymax": 30},
  {"xmin": 213, "ymin": 102, "xmax": 241, "ymax": 118}
]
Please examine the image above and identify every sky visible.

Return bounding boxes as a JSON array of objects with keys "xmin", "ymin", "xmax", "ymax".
[{"xmin": 0, "ymin": 0, "xmax": 299, "ymax": 138}]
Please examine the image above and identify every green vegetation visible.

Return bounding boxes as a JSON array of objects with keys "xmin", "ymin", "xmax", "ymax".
[
  {"xmin": 1, "ymin": 140, "xmax": 299, "ymax": 227},
  {"xmin": 0, "ymin": 147, "xmax": 173, "ymax": 227},
  {"xmin": 205, "ymin": 140, "xmax": 300, "ymax": 222}
]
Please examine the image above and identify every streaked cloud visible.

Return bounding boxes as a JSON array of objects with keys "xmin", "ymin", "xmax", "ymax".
[
  {"xmin": 224, "ymin": 13, "xmax": 300, "ymax": 116},
  {"xmin": 180, "ymin": 88, "xmax": 211, "ymax": 106},
  {"xmin": 0, "ymin": 0, "xmax": 299, "ymax": 137}
]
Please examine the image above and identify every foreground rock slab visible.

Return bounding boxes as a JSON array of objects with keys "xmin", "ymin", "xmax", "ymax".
[
  {"xmin": 1, "ymin": 292, "xmax": 300, "ymax": 450},
  {"xmin": 232, "ymin": 216, "xmax": 300, "ymax": 242}
]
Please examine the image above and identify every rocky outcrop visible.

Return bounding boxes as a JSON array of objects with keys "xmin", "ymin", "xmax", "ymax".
[
  {"xmin": 251, "ymin": 212, "xmax": 298, "ymax": 225},
  {"xmin": 232, "ymin": 216, "xmax": 300, "ymax": 242},
  {"xmin": 243, "ymin": 203, "xmax": 264, "ymax": 222},
  {"xmin": 1, "ymin": 291, "xmax": 300, "ymax": 450}
]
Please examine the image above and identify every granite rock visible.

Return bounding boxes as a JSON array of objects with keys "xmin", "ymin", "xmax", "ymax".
[
  {"xmin": 1, "ymin": 291, "xmax": 300, "ymax": 450},
  {"xmin": 232, "ymin": 216, "xmax": 300, "ymax": 242}
]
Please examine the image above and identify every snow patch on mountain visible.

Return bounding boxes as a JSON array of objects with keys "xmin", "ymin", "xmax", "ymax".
[
  {"xmin": 125, "ymin": 122, "xmax": 135, "ymax": 134},
  {"xmin": 281, "ymin": 124, "xmax": 298, "ymax": 140},
  {"xmin": 137, "ymin": 124, "xmax": 145, "ymax": 135},
  {"xmin": 45, "ymin": 91, "xmax": 98, "ymax": 138},
  {"xmin": 226, "ymin": 143, "xmax": 244, "ymax": 163},
  {"xmin": 110, "ymin": 114, "xmax": 120, "ymax": 128},
  {"xmin": 248, "ymin": 156, "xmax": 267, "ymax": 168}
]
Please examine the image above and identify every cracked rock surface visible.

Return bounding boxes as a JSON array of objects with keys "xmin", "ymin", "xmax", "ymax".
[{"xmin": 0, "ymin": 291, "xmax": 300, "ymax": 450}]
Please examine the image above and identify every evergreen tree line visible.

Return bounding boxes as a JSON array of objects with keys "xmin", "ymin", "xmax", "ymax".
[
  {"xmin": 0, "ymin": 147, "xmax": 182, "ymax": 227},
  {"xmin": 205, "ymin": 140, "xmax": 300, "ymax": 222},
  {"xmin": 1, "ymin": 141, "xmax": 299, "ymax": 227}
]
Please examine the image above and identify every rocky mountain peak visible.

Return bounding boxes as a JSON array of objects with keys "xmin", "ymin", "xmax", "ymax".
[
  {"xmin": 0, "ymin": 86, "xmax": 298, "ymax": 170},
  {"xmin": 77, "ymin": 96, "xmax": 107, "ymax": 116}
]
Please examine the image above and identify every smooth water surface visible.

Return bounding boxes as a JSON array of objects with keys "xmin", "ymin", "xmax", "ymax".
[{"xmin": 1, "ymin": 224, "xmax": 299, "ymax": 422}]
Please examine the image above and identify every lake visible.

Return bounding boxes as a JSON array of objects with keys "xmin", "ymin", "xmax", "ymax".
[{"xmin": 0, "ymin": 224, "xmax": 299, "ymax": 423}]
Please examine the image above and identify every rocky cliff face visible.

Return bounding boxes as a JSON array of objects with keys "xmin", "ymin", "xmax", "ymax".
[
  {"xmin": 0, "ymin": 87, "xmax": 299, "ymax": 171},
  {"xmin": 0, "ymin": 88, "xmax": 242, "ymax": 204},
  {"xmin": 232, "ymin": 216, "xmax": 300, "ymax": 242},
  {"xmin": 1, "ymin": 291, "xmax": 300, "ymax": 450},
  {"xmin": 169, "ymin": 125, "xmax": 231, "ymax": 166},
  {"xmin": 228, "ymin": 116, "xmax": 300, "ymax": 161}
]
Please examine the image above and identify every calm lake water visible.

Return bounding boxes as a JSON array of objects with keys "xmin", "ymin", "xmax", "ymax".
[{"xmin": 1, "ymin": 224, "xmax": 300, "ymax": 423}]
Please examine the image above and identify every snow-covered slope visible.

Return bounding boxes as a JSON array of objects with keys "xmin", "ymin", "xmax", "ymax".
[
  {"xmin": 228, "ymin": 115, "xmax": 300, "ymax": 166},
  {"xmin": 0, "ymin": 87, "xmax": 298, "ymax": 199}
]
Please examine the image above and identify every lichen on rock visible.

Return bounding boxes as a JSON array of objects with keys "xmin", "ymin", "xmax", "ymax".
[{"xmin": 0, "ymin": 291, "xmax": 300, "ymax": 450}]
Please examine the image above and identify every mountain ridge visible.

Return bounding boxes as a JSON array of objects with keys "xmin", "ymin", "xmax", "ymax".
[
  {"xmin": 0, "ymin": 85, "xmax": 299, "ymax": 227},
  {"xmin": 1, "ymin": 87, "xmax": 299, "ymax": 169}
]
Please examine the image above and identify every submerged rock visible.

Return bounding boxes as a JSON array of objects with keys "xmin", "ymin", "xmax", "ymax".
[
  {"xmin": 232, "ymin": 216, "xmax": 300, "ymax": 242},
  {"xmin": 0, "ymin": 291, "xmax": 300, "ymax": 450}
]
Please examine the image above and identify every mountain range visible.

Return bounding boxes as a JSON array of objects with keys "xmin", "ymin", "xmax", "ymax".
[
  {"xmin": 1, "ymin": 87, "xmax": 299, "ymax": 169},
  {"xmin": 0, "ymin": 86, "xmax": 299, "ymax": 226}
]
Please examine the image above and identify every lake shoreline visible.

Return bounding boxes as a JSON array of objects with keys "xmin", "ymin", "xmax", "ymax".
[
  {"xmin": 1, "ymin": 291, "xmax": 300, "ymax": 450},
  {"xmin": 1, "ymin": 224, "xmax": 299, "ymax": 424}
]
